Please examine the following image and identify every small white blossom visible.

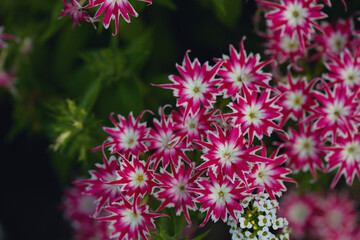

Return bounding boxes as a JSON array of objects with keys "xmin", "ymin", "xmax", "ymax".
[
  {"xmin": 272, "ymin": 217, "xmax": 285, "ymax": 230},
  {"xmin": 239, "ymin": 217, "xmax": 253, "ymax": 228},
  {"xmin": 232, "ymin": 229, "xmax": 244, "ymax": 240},
  {"xmin": 257, "ymin": 226, "xmax": 270, "ymax": 240},
  {"xmin": 258, "ymin": 215, "xmax": 272, "ymax": 227},
  {"xmin": 279, "ymin": 233, "xmax": 290, "ymax": 240},
  {"xmin": 244, "ymin": 231, "xmax": 258, "ymax": 239}
]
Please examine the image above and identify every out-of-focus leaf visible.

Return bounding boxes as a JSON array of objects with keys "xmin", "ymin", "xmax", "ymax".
[
  {"xmin": 213, "ymin": 0, "xmax": 242, "ymax": 29},
  {"xmin": 192, "ymin": 230, "xmax": 211, "ymax": 240},
  {"xmin": 157, "ymin": 0, "xmax": 177, "ymax": 10},
  {"xmin": 39, "ymin": 0, "xmax": 66, "ymax": 43},
  {"xmin": 79, "ymin": 77, "xmax": 102, "ymax": 110},
  {"xmin": 212, "ymin": 0, "xmax": 226, "ymax": 15}
]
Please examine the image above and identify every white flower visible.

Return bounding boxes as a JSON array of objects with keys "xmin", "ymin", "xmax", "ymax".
[
  {"xmin": 272, "ymin": 217, "xmax": 285, "ymax": 230},
  {"xmin": 258, "ymin": 215, "xmax": 272, "ymax": 227},
  {"xmin": 244, "ymin": 231, "xmax": 258, "ymax": 239},
  {"xmin": 239, "ymin": 217, "xmax": 253, "ymax": 228},
  {"xmin": 232, "ymin": 229, "xmax": 244, "ymax": 240},
  {"xmin": 257, "ymin": 226, "xmax": 270, "ymax": 240},
  {"xmin": 241, "ymin": 196, "xmax": 253, "ymax": 208},
  {"xmin": 279, "ymin": 233, "xmax": 290, "ymax": 240}
]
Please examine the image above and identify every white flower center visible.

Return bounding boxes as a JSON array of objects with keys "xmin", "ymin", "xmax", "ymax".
[
  {"xmin": 121, "ymin": 128, "xmax": 139, "ymax": 148},
  {"xmin": 293, "ymin": 136, "xmax": 316, "ymax": 159},
  {"xmin": 280, "ymin": 34, "xmax": 300, "ymax": 52},
  {"xmin": 129, "ymin": 169, "xmax": 147, "ymax": 187},
  {"xmin": 230, "ymin": 67, "xmax": 252, "ymax": 88},
  {"xmin": 184, "ymin": 77, "xmax": 207, "ymax": 100},
  {"xmin": 341, "ymin": 141, "xmax": 360, "ymax": 164},
  {"xmin": 284, "ymin": 2, "xmax": 308, "ymax": 27},
  {"xmin": 288, "ymin": 202, "xmax": 311, "ymax": 224},
  {"xmin": 254, "ymin": 164, "xmax": 270, "ymax": 185},
  {"xmin": 285, "ymin": 90, "xmax": 306, "ymax": 110},
  {"xmin": 122, "ymin": 208, "xmax": 143, "ymax": 229},
  {"xmin": 243, "ymin": 104, "xmax": 264, "ymax": 126},
  {"xmin": 210, "ymin": 184, "xmax": 231, "ymax": 205},
  {"xmin": 217, "ymin": 142, "xmax": 240, "ymax": 166},
  {"xmin": 325, "ymin": 100, "xmax": 349, "ymax": 122},
  {"xmin": 328, "ymin": 31, "xmax": 347, "ymax": 53},
  {"xmin": 341, "ymin": 66, "xmax": 360, "ymax": 87}
]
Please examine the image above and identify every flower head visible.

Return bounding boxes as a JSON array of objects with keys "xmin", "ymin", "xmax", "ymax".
[
  {"xmin": 59, "ymin": 0, "xmax": 95, "ymax": 27},
  {"xmin": 156, "ymin": 50, "xmax": 222, "ymax": 116},
  {"xmin": 217, "ymin": 37, "xmax": 273, "ymax": 99},
  {"xmin": 88, "ymin": 0, "xmax": 152, "ymax": 36},
  {"xmin": 258, "ymin": 0, "xmax": 327, "ymax": 52},
  {"xmin": 98, "ymin": 197, "xmax": 165, "ymax": 240}
]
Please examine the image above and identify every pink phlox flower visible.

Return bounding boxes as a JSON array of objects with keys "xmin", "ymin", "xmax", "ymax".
[
  {"xmin": 98, "ymin": 197, "xmax": 166, "ymax": 240},
  {"xmin": 216, "ymin": 37, "xmax": 273, "ymax": 99},
  {"xmin": 313, "ymin": 18, "xmax": 353, "ymax": 59},
  {"xmin": 59, "ymin": 0, "xmax": 95, "ymax": 28},
  {"xmin": 194, "ymin": 124, "xmax": 270, "ymax": 189},
  {"xmin": 278, "ymin": 122, "xmax": 325, "ymax": 178},
  {"xmin": 0, "ymin": 26, "xmax": 16, "ymax": 49},
  {"xmin": 306, "ymin": 81, "xmax": 359, "ymax": 143},
  {"xmin": 97, "ymin": 111, "xmax": 150, "ymax": 158},
  {"xmin": 154, "ymin": 163, "xmax": 204, "ymax": 225},
  {"xmin": 87, "ymin": 0, "xmax": 152, "ymax": 36},
  {"xmin": 257, "ymin": 0, "xmax": 327, "ymax": 52},
  {"xmin": 0, "ymin": 70, "xmax": 17, "ymax": 95},
  {"xmin": 226, "ymin": 86, "xmax": 283, "ymax": 144},
  {"xmin": 312, "ymin": 192, "xmax": 358, "ymax": 238},
  {"xmin": 248, "ymin": 142, "xmax": 296, "ymax": 200},
  {"xmin": 278, "ymin": 191, "xmax": 316, "ymax": 238},
  {"xmin": 261, "ymin": 29, "xmax": 309, "ymax": 71},
  {"xmin": 277, "ymin": 70, "xmax": 317, "ymax": 126},
  {"xmin": 171, "ymin": 106, "xmax": 217, "ymax": 147},
  {"xmin": 324, "ymin": 48, "xmax": 360, "ymax": 90},
  {"xmin": 106, "ymin": 155, "xmax": 157, "ymax": 200},
  {"xmin": 147, "ymin": 107, "xmax": 192, "ymax": 169},
  {"xmin": 76, "ymin": 154, "xmax": 121, "ymax": 216},
  {"xmin": 324, "ymin": 132, "xmax": 360, "ymax": 188},
  {"xmin": 192, "ymin": 169, "xmax": 248, "ymax": 227},
  {"xmin": 156, "ymin": 50, "xmax": 223, "ymax": 117}
]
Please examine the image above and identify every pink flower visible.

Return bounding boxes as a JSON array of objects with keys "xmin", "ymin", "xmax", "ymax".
[
  {"xmin": 171, "ymin": 106, "xmax": 217, "ymax": 146},
  {"xmin": 0, "ymin": 70, "xmax": 17, "ymax": 95},
  {"xmin": 98, "ymin": 111, "xmax": 150, "ymax": 158},
  {"xmin": 156, "ymin": 51, "xmax": 222, "ymax": 117},
  {"xmin": 226, "ymin": 86, "xmax": 283, "ymax": 144},
  {"xmin": 324, "ymin": 48, "xmax": 360, "ymax": 90},
  {"xmin": 261, "ymin": 29, "xmax": 307, "ymax": 71},
  {"xmin": 59, "ymin": 0, "xmax": 95, "ymax": 27},
  {"xmin": 192, "ymin": 170, "xmax": 248, "ymax": 227},
  {"xmin": 277, "ymin": 71, "xmax": 317, "ymax": 126},
  {"xmin": 88, "ymin": 0, "xmax": 152, "ymax": 36},
  {"xmin": 147, "ymin": 108, "xmax": 192, "ymax": 169},
  {"xmin": 106, "ymin": 155, "xmax": 156, "ymax": 199},
  {"xmin": 154, "ymin": 163, "xmax": 203, "ymax": 225},
  {"xmin": 98, "ymin": 197, "xmax": 165, "ymax": 240},
  {"xmin": 278, "ymin": 191, "xmax": 315, "ymax": 238},
  {"xmin": 76, "ymin": 154, "xmax": 121, "ymax": 216},
  {"xmin": 194, "ymin": 124, "xmax": 269, "ymax": 188},
  {"xmin": 278, "ymin": 122, "xmax": 325, "ymax": 178},
  {"xmin": 248, "ymin": 143, "xmax": 296, "ymax": 200},
  {"xmin": 257, "ymin": 0, "xmax": 327, "ymax": 52},
  {"xmin": 0, "ymin": 26, "xmax": 16, "ymax": 49},
  {"xmin": 325, "ymin": 133, "xmax": 360, "ymax": 188},
  {"xmin": 313, "ymin": 18, "xmax": 353, "ymax": 58},
  {"xmin": 307, "ymin": 82, "xmax": 359, "ymax": 143},
  {"xmin": 216, "ymin": 37, "xmax": 272, "ymax": 99},
  {"xmin": 312, "ymin": 192, "xmax": 358, "ymax": 239}
]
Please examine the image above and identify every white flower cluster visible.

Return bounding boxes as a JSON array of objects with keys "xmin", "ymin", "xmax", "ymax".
[{"xmin": 227, "ymin": 193, "xmax": 291, "ymax": 240}]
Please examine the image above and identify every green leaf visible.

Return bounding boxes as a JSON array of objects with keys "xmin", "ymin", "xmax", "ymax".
[
  {"xmin": 39, "ymin": 1, "xmax": 66, "ymax": 44},
  {"xmin": 192, "ymin": 230, "xmax": 211, "ymax": 240},
  {"xmin": 156, "ymin": 0, "xmax": 178, "ymax": 10},
  {"xmin": 212, "ymin": 0, "xmax": 226, "ymax": 15}
]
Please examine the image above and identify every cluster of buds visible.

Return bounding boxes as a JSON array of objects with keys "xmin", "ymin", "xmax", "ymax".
[{"xmin": 228, "ymin": 193, "xmax": 290, "ymax": 240}]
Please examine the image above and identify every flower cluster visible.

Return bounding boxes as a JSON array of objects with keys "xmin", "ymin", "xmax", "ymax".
[
  {"xmin": 66, "ymin": 37, "xmax": 297, "ymax": 239},
  {"xmin": 228, "ymin": 193, "xmax": 291, "ymax": 240},
  {"xmin": 61, "ymin": 0, "xmax": 360, "ymax": 239},
  {"xmin": 279, "ymin": 191, "xmax": 360, "ymax": 239},
  {"xmin": 59, "ymin": 0, "xmax": 152, "ymax": 35}
]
